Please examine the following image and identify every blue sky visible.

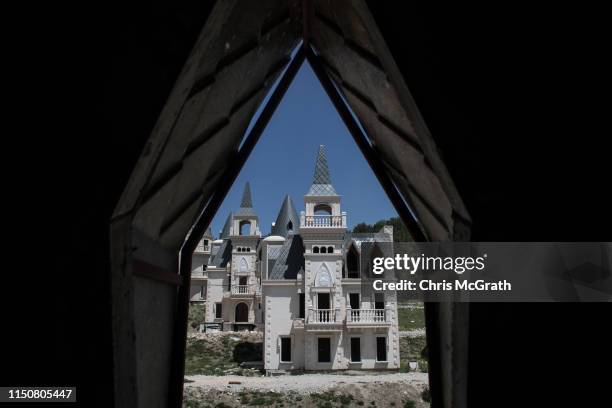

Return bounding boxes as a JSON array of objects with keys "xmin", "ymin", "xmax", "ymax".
[{"xmin": 209, "ymin": 61, "xmax": 397, "ymax": 238}]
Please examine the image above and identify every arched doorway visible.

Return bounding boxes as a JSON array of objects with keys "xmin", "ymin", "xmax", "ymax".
[{"xmin": 235, "ymin": 302, "xmax": 249, "ymax": 322}]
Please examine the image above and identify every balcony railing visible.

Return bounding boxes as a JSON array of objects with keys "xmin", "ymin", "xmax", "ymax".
[
  {"xmin": 307, "ymin": 308, "xmax": 340, "ymax": 323},
  {"xmin": 300, "ymin": 212, "xmax": 347, "ymax": 228},
  {"xmin": 231, "ymin": 285, "xmax": 254, "ymax": 295},
  {"xmin": 346, "ymin": 308, "xmax": 388, "ymax": 324}
]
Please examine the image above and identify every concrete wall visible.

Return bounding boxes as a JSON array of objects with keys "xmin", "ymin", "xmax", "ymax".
[
  {"xmin": 205, "ymin": 269, "xmax": 227, "ymax": 322},
  {"xmin": 263, "ymin": 284, "xmax": 304, "ymax": 370},
  {"xmin": 304, "ymin": 331, "xmax": 344, "ymax": 370},
  {"xmin": 344, "ymin": 329, "xmax": 397, "ymax": 369},
  {"xmin": 191, "ymin": 252, "xmax": 209, "ymax": 275},
  {"xmin": 189, "ymin": 282, "xmax": 206, "ymax": 302}
]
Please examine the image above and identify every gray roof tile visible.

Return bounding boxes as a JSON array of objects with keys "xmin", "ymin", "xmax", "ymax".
[
  {"xmin": 236, "ymin": 182, "xmax": 257, "ymax": 216},
  {"xmin": 271, "ymin": 195, "xmax": 299, "ymax": 237},
  {"xmin": 306, "ymin": 145, "xmax": 338, "ymax": 196},
  {"xmin": 209, "ymin": 240, "xmax": 232, "ymax": 267},
  {"xmin": 269, "ymin": 235, "xmax": 304, "ymax": 279},
  {"xmin": 220, "ymin": 212, "xmax": 233, "ymax": 239}
]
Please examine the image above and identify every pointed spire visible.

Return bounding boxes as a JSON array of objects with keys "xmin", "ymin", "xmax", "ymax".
[
  {"xmin": 313, "ymin": 145, "xmax": 332, "ymax": 184},
  {"xmin": 236, "ymin": 182, "xmax": 257, "ymax": 216},
  {"xmin": 220, "ymin": 212, "xmax": 232, "ymax": 239},
  {"xmin": 306, "ymin": 145, "xmax": 338, "ymax": 196},
  {"xmin": 272, "ymin": 195, "xmax": 300, "ymax": 237},
  {"xmin": 240, "ymin": 182, "xmax": 253, "ymax": 208}
]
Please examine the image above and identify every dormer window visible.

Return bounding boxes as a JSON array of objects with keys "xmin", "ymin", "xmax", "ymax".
[{"xmin": 287, "ymin": 220, "xmax": 293, "ymax": 232}]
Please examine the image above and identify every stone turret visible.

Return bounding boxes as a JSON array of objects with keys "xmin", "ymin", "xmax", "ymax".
[
  {"xmin": 271, "ymin": 195, "xmax": 299, "ymax": 237},
  {"xmin": 300, "ymin": 145, "xmax": 346, "ymax": 230}
]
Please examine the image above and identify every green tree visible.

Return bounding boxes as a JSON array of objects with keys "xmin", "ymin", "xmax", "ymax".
[{"xmin": 351, "ymin": 217, "xmax": 413, "ymax": 242}]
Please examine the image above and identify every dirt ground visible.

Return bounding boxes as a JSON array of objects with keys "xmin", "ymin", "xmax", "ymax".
[
  {"xmin": 184, "ymin": 306, "xmax": 429, "ymax": 407},
  {"xmin": 184, "ymin": 377, "xmax": 430, "ymax": 407}
]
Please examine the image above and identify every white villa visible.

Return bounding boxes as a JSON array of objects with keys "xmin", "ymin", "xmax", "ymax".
[{"xmin": 190, "ymin": 145, "xmax": 400, "ymax": 372}]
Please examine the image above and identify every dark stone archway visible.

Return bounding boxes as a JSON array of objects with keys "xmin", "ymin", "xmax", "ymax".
[{"xmin": 235, "ymin": 303, "xmax": 249, "ymax": 322}]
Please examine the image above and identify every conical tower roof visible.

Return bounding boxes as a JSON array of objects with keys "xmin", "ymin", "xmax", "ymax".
[
  {"xmin": 271, "ymin": 195, "xmax": 299, "ymax": 237},
  {"xmin": 220, "ymin": 212, "xmax": 232, "ymax": 239},
  {"xmin": 306, "ymin": 145, "xmax": 338, "ymax": 196},
  {"xmin": 203, "ymin": 226, "xmax": 213, "ymax": 238},
  {"xmin": 236, "ymin": 182, "xmax": 257, "ymax": 216}
]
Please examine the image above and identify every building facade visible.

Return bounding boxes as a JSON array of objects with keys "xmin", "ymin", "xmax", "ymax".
[{"xmin": 191, "ymin": 145, "xmax": 400, "ymax": 371}]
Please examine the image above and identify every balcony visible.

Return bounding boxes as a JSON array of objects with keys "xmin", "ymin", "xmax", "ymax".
[
  {"xmin": 225, "ymin": 284, "xmax": 255, "ymax": 298},
  {"xmin": 305, "ymin": 308, "xmax": 343, "ymax": 331},
  {"xmin": 300, "ymin": 213, "xmax": 347, "ymax": 229},
  {"xmin": 346, "ymin": 308, "xmax": 390, "ymax": 327}
]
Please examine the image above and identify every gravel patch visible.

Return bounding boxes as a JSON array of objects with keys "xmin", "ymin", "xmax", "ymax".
[{"xmin": 185, "ymin": 372, "xmax": 429, "ymax": 395}]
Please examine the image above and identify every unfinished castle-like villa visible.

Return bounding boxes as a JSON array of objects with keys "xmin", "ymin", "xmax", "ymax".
[{"xmin": 190, "ymin": 145, "xmax": 400, "ymax": 372}]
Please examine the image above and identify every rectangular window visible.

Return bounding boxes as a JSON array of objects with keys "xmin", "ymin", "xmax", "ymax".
[
  {"xmin": 215, "ymin": 303, "xmax": 222, "ymax": 319},
  {"xmin": 349, "ymin": 293, "xmax": 360, "ymax": 309},
  {"xmin": 200, "ymin": 286, "xmax": 205, "ymax": 299},
  {"xmin": 280, "ymin": 337, "xmax": 292, "ymax": 362},
  {"xmin": 374, "ymin": 293, "xmax": 385, "ymax": 310},
  {"xmin": 317, "ymin": 293, "xmax": 330, "ymax": 309},
  {"xmin": 299, "ymin": 293, "xmax": 305, "ymax": 318},
  {"xmin": 318, "ymin": 337, "xmax": 331, "ymax": 363},
  {"xmin": 376, "ymin": 336, "xmax": 387, "ymax": 362},
  {"xmin": 350, "ymin": 337, "xmax": 361, "ymax": 362}
]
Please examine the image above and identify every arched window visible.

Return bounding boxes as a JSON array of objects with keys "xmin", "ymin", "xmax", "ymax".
[
  {"xmin": 246, "ymin": 247, "xmax": 251, "ymax": 252},
  {"xmin": 313, "ymin": 246, "xmax": 319, "ymax": 254},
  {"xmin": 286, "ymin": 220, "xmax": 293, "ymax": 232},
  {"xmin": 315, "ymin": 264, "xmax": 332, "ymax": 287},
  {"xmin": 314, "ymin": 203, "xmax": 332, "ymax": 215},
  {"xmin": 327, "ymin": 246, "xmax": 334, "ymax": 254},
  {"xmin": 239, "ymin": 220, "xmax": 251, "ymax": 235},
  {"xmin": 238, "ymin": 257, "xmax": 248, "ymax": 272},
  {"xmin": 320, "ymin": 246, "xmax": 327, "ymax": 254},
  {"xmin": 235, "ymin": 303, "xmax": 249, "ymax": 322}
]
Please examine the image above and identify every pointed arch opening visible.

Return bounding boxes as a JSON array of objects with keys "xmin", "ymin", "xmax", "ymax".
[
  {"xmin": 315, "ymin": 263, "xmax": 332, "ymax": 287},
  {"xmin": 238, "ymin": 257, "xmax": 248, "ymax": 273},
  {"xmin": 108, "ymin": 6, "xmax": 472, "ymax": 405}
]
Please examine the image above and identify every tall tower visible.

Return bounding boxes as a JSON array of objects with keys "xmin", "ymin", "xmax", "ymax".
[
  {"xmin": 226, "ymin": 182, "xmax": 261, "ymax": 329},
  {"xmin": 300, "ymin": 145, "xmax": 347, "ymax": 369}
]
